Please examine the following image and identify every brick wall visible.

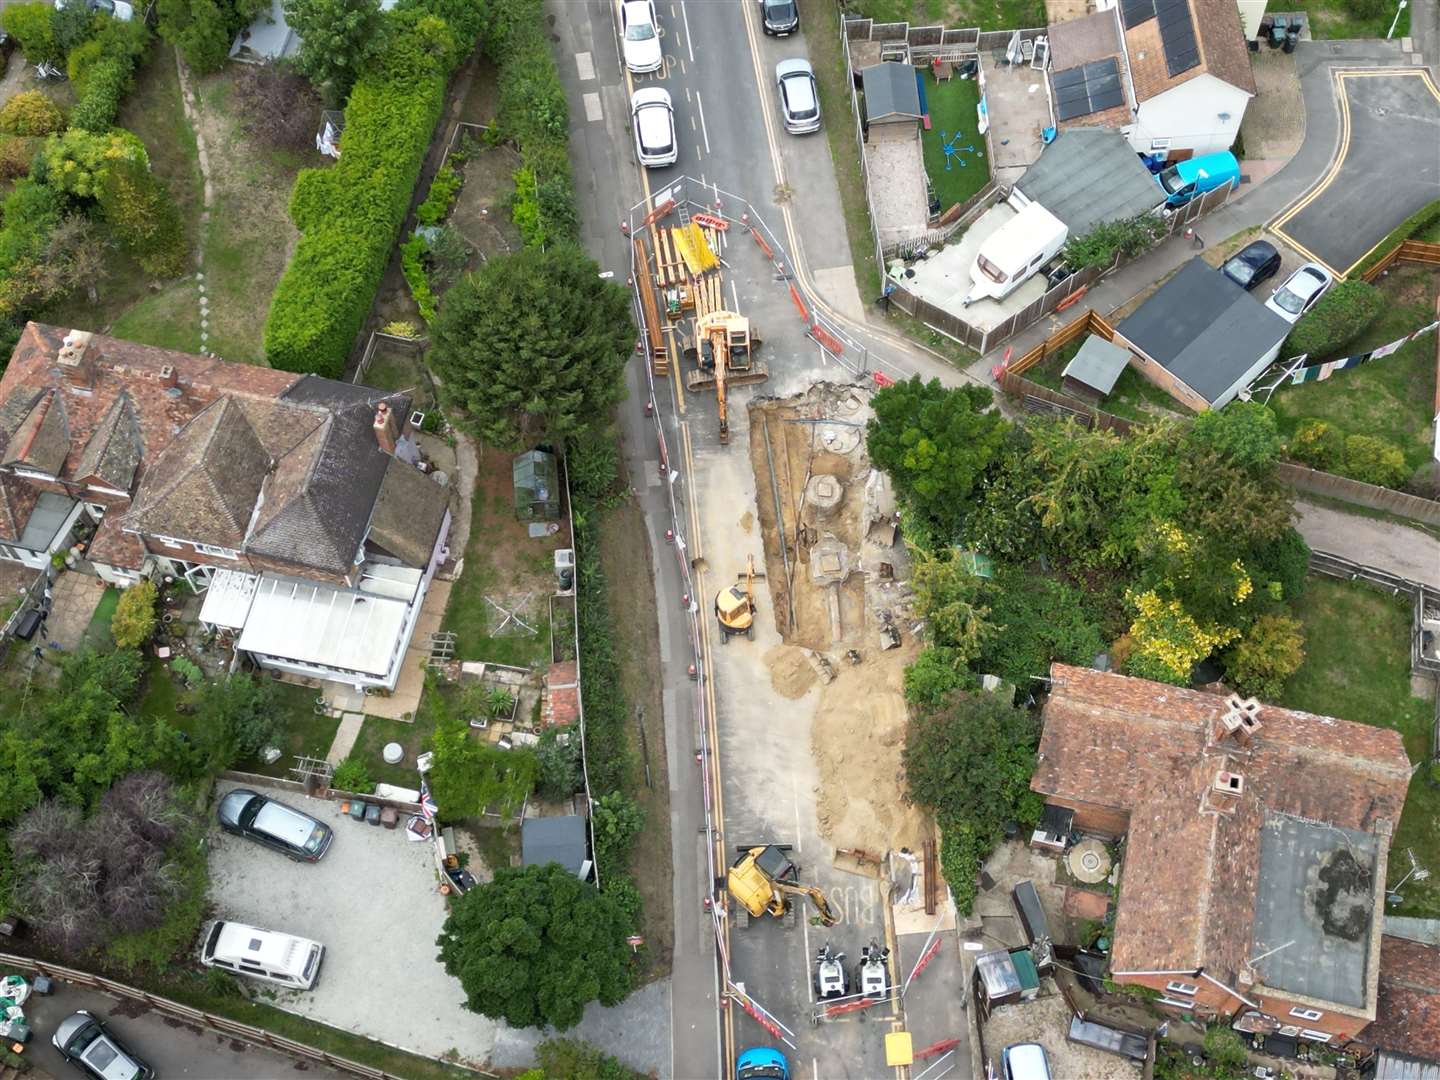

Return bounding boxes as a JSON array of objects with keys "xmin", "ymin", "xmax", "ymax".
[
  {"xmin": 1249, "ymin": 988, "xmax": 1372, "ymax": 1044},
  {"xmin": 1045, "ymin": 796, "xmax": 1130, "ymax": 837},
  {"xmin": 140, "ymin": 537, "xmax": 351, "ymax": 587},
  {"xmin": 1112, "ymin": 336, "xmax": 1210, "ymax": 413}
]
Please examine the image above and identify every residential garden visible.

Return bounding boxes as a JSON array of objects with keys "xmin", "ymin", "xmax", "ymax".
[{"xmin": 919, "ymin": 74, "xmax": 988, "ymax": 214}]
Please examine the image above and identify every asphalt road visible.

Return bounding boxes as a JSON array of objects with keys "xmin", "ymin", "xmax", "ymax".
[{"xmin": 13, "ymin": 980, "xmax": 348, "ymax": 1079}]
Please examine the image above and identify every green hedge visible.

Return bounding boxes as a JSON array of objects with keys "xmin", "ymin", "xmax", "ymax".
[
  {"xmin": 1353, "ymin": 198, "xmax": 1440, "ymax": 278},
  {"xmin": 1283, "ymin": 279, "xmax": 1384, "ymax": 360},
  {"xmin": 263, "ymin": 8, "xmax": 469, "ymax": 376},
  {"xmin": 70, "ymin": 19, "xmax": 150, "ymax": 133}
]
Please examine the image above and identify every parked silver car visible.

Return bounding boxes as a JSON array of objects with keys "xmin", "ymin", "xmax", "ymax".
[
  {"xmin": 775, "ymin": 59, "xmax": 820, "ymax": 135},
  {"xmin": 1265, "ymin": 262, "xmax": 1333, "ymax": 324},
  {"xmin": 52, "ymin": 1011, "xmax": 154, "ymax": 1080},
  {"xmin": 217, "ymin": 788, "xmax": 333, "ymax": 862}
]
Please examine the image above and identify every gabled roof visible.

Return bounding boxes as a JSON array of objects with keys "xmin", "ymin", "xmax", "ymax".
[
  {"xmin": 0, "ymin": 473, "xmax": 39, "ymax": 542},
  {"xmin": 124, "ymin": 397, "xmax": 271, "ymax": 549},
  {"xmin": 1, "ymin": 387, "xmax": 69, "ymax": 476},
  {"xmin": 861, "ymin": 62, "xmax": 923, "ymax": 121},
  {"xmin": 1015, "ymin": 130, "xmax": 1162, "ymax": 236},
  {"xmin": 1122, "ymin": 0, "xmax": 1256, "ymax": 102},
  {"xmin": 1034, "ymin": 664, "xmax": 1411, "ymax": 1013},
  {"xmin": 367, "ymin": 456, "xmax": 447, "ymax": 569},
  {"xmin": 72, "ymin": 392, "xmax": 143, "ymax": 490},
  {"xmin": 1366, "ymin": 937, "xmax": 1440, "ymax": 1063}
]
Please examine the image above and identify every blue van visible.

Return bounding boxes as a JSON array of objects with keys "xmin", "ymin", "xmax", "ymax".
[
  {"xmin": 1155, "ymin": 151, "xmax": 1240, "ymax": 207},
  {"xmin": 738, "ymin": 1047, "xmax": 790, "ymax": 1080}
]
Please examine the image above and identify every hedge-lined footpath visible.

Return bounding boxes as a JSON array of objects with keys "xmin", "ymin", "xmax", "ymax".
[
  {"xmin": 1354, "ymin": 199, "xmax": 1440, "ymax": 278},
  {"xmin": 262, "ymin": 1, "xmax": 482, "ymax": 376}
]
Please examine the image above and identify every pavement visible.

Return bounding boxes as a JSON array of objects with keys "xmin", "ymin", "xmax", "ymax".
[
  {"xmin": 1294, "ymin": 499, "xmax": 1440, "ymax": 588},
  {"xmin": 9, "ymin": 977, "xmax": 348, "ymax": 1078}
]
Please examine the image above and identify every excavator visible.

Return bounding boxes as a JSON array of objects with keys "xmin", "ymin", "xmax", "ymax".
[
  {"xmin": 728, "ymin": 844, "xmax": 840, "ymax": 929},
  {"xmin": 684, "ymin": 309, "xmax": 767, "ymax": 444},
  {"xmin": 714, "ymin": 554, "xmax": 756, "ymax": 643}
]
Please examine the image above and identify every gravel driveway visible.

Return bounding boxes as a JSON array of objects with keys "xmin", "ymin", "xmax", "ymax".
[{"xmin": 207, "ymin": 780, "xmax": 500, "ymax": 1069}]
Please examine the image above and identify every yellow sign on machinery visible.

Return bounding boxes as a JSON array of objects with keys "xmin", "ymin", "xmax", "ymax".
[{"xmin": 670, "ymin": 222, "xmax": 718, "ymax": 276}]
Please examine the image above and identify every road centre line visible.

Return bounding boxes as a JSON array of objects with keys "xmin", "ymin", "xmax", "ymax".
[
  {"xmin": 680, "ymin": 0, "xmax": 694, "ymax": 63},
  {"xmin": 696, "ymin": 91, "xmax": 711, "ymax": 155}
]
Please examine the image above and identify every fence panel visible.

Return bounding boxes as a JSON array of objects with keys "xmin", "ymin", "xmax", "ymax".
[
  {"xmin": 1275, "ymin": 462, "xmax": 1440, "ymax": 526},
  {"xmin": 844, "ymin": 16, "xmax": 871, "ymax": 39}
]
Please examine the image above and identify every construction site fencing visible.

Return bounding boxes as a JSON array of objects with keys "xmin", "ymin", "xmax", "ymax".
[{"xmin": 0, "ymin": 951, "xmax": 416, "ymax": 1079}]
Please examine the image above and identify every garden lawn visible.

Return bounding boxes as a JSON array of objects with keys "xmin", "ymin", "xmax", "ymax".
[
  {"xmin": 849, "ymin": 0, "xmax": 1045, "ymax": 30},
  {"xmin": 360, "ymin": 346, "xmax": 438, "ymax": 412},
  {"xmin": 1265, "ymin": 266, "xmax": 1438, "ymax": 473},
  {"xmin": 348, "ymin": 709, "xmax": 440, "ymax": 790},
  {"xmin": 1280, "ymin": 577, "xmax": 1440, "ymax": 917},
  {"xmin": 1021, "ymin": 337, "xmax": 1188, "ymax": 421},
  {"xmin": 79, "ymin": 587, "xmax": 120, "ymax": 651},
  {"xmin": 920, "ymin": 75, "xmax": 988, "ymax": 213},
  {"xmin": 1281, "ymin": 0, "xmax": 1407, "ymax": 39}
]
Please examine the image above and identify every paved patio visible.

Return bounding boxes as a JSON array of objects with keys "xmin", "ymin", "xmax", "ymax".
[
  {"xmin": 47, "ymin": 572, "xmax": 107, "ymax": 652},
  {"xmin": 981, "ymin": 56, "xmax": 1052, "ymax": 186}
]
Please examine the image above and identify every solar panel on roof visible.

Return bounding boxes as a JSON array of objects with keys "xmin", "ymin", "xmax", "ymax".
[
  {"xmin": 1052, "ymin": 57, "xmax": 1125, "ymax": 121},
  {"xmin": 1156, "ymin": 0, "xmax": 1201, "ymax": 75},
  {"xmin": 1121, "ymin": 0, "xmax": 1156, "ymax": 28}
]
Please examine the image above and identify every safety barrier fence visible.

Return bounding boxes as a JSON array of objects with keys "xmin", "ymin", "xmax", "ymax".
[{"xmin": 0, "ymin": 951, "xmax": 415, "ymax": 1079}]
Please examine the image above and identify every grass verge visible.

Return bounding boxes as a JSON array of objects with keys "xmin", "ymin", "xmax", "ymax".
[
  {"xmin": 1282, "ymin": 0, "xmax": 1408, "ymax": 39},
  {"xmin": 1280, "ymin": 576, "xmax": 1439, "ymax": 917}
]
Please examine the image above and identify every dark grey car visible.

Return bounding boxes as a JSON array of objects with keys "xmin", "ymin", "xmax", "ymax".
[
  {"xmin": 1219, "ymin": 240, "xmax": 1281, "ymax": 291},
  {"xmin": 217, "ymin": 788, "xmax": 333, "ymax": 862},
  {"xmin": 52, "ymin": 1011, "xmax": 154, "ymax": 1080},
  {"xmin": 760, "ymin": 0, "xmax": 799, "ymax": 35}
]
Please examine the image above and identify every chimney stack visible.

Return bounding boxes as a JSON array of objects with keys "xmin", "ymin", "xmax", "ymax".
[
  {"xmin": 373, "ymin": 401, "xmax": 397, "ymax": 454},
  {"xmin": 55, "ymin": 330, "xmax": 94, "ymax": 389},
  {"xmin": 158, "ymin": 364, "xmax": 177, "ymax": 389},
  {"xmin": 1217, "ymin": 694, "xmax": 1263, "ymax": 747}
]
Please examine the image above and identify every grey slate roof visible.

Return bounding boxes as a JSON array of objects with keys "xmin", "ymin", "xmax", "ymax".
[
  {"xmin": 368, "ymin": 457, "xmax": 447, "ymax": 569},
  {"xmin": 861, "ymin": 63, "xmax": 923, "ymax": 121},
  {"xmin": 73, "ymin": 392, "xmax": 143, "ymax": 490},
  {"xmin": 1250, "ymin": 811, "xmax": 1377, "ymax": 1009},
  {"xmin": 1062, "ymin": 334, "xmax": 1131, "ymax": 395},
  {"xmin": 1014, "ymin": 129, "xmax": 1162, "ymax": 236},
  {"xmin": 1117, "ymin": 257, "xmax": 1292, "ymax": 405},
  {"xmin": 522, "ymin": 816, "xmax": 589, "ymax": 877}
]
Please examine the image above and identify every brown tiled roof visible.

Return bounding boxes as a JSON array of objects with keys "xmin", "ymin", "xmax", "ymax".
[
  {"xmin": 1366, "ymin": 937, "xmax": 1440, "ymax": 1061},
  {"xmin": 0, "ymin": 473, "xmax": 39, "ymax": 542},
  {"xmin": 72, "ymin": 392, "xmax": 143, "ymax": 490},
  {"xmin": 1124, "ymin": 0, "xmax": 1255, "ymax": 103},
  {"xmin": 367, "ymin": 457, "xmax": 447, "ymax": 569},
  {"xmin": 1034, "ymin": 665, "xmax": 1410, "ymax": 996},
  {"xmin": 1048, "ymin": 10, "xmax": 1123, "ymax": 70},
  {"xmin": 124, "ymin": 397, "xmax": 271, "ymax": 549},
  {"xmin": 85, "ymin": 513, "xmax": 146, "ymax": 570},
  {"xmin": 1, "ymin": 388, "xmax": 69, "ymax": 475}
]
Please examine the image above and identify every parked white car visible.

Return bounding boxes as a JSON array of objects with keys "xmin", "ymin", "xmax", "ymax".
[
  {"xmin": 54, "ymin": 0, "xmax": 134, "ymax": 20},
  {"xmin": 620, "ymin": 0, "xmax": 663, "ymax": 74},
  {"xmin": 1265, "ymin": 262, "xmax": 1333, "ymax": 324},
  {"xmin": 775, "ymin": 59, "xmax": 821, "ymax": 135},
  {"xmin": 201, "ymin": 920, "xmax": 326, "ymax": 990},
  {"xmin": 632, "ymin": 87, "xmax": 677, "ymax": 168}
]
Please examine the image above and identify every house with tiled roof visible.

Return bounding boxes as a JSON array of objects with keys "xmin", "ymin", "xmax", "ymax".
[
  {"xmin": 1357, "ymin": 935, "xmax": 1440, "ymax": 1070},
  {"xmin": 1032, "ymin": 664, "xmax": 1411, "ymax": 1047},
  {"xmin": 0, "ymin": 323, "xmax": 451, "ymax": 691},
  {"xmin": 1045, "ymin": 0, "xmax": 1256, "ymax": 159}
]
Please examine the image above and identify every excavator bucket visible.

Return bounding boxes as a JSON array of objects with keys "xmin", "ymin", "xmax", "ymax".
[{"xmin": 833, "ymin": 847, "xmax": 884, "ymax": 879}]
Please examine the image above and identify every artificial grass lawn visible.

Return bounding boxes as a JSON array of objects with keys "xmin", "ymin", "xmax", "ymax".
[
  {"xmin": 1265, "ymin": 267, "xmax": 1438, "ymax": 472},
  {"xmin": 1282, "ymin": 0, "xmax": 1408, "ymax": 39},
  {"xmin": 920, "ymin": 75, "xmax": 989, "ymax": 212},
  {"xmin": 1280, "ymin": 577, "xmax": 1440, "ymax": 917}
]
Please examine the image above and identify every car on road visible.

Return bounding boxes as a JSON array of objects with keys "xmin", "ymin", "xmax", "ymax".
[
  {"xmin": 1002, "ymin": 1043, "xmax": 1052, "ymax": 1080},
  {"xmin": 620, "ymin": 0, "xmax": 662, "ymax": 74},
  {"xmin": 759, "ymin": 0, "xmax": 799, "ymax": 35},
  {"xmin": 737, "ymin": 1046, "xmax": 790, "ymax": 1079},
  {"xmin": 1219, "ymin": 240, "xmax": 1281, "ymax": 291},
  {"xmin": 217, "ymin": 788, "xmax": 333, "ymax": 863},
  {"xmin": 1265, "ymin": 261, "xmax": 1333, "ymax": 323},
  {"xmin": 775, "ymin": 59, "xmax": 820, "ymax": 135},
  {"xmin": 631, "ymin": 87, "xmax": 677, "ymax": 168},
  {"xmin": 52, "ymin": 1011, "xmax": 154, "ymax": 1080}
]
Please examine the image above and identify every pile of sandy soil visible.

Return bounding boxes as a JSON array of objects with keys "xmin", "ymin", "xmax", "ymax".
[
  {"xmin": 765, "ymin": 645, "xmax": 818, "ymax": 699},
  {"xmin": 812, "ymin": 643, "xmax": 928, "ymax": 854}
]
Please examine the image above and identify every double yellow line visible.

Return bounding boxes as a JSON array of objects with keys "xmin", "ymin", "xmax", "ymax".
[{"xmin": 1270, "ymin": 68, "xmax": 1440, "ymax": 279}]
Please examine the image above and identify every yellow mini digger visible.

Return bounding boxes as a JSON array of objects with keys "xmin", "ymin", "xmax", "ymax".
[{"xmin": 728, "ymin": 844, "xmax": 839, "ymax": 929}]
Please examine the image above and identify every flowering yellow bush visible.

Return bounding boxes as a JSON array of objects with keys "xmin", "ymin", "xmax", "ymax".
[{"xmin": 1123, "ymin": 590, "xmax": 1238, "ymax": 686}]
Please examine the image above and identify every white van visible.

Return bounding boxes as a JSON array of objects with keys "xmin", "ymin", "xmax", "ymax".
[
  {"xmin": 963, "ymin": 202, "xmax": 1067, "ymax": 306},
  {"xmin": 200, "ymin": 921, "xmax": 325, "ymax": 990}
]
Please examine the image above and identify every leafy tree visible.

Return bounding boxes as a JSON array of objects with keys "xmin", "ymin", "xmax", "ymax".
[
  {"xmin": 532, "ymin": 1039, "xmax": 647, "ymax": 1080},
  {"xmin": 50, "ymin": 0, "xmax": 95, "ymax": 54},
  {"xmin": 283, "ymin": 0, "xmax": 384, "ymax": 97},
  {"xmin": 0, "ymin": 91, "xmax": 65, "ymax": 137},
  {"xmin": 436, "ymin": 863, "xmax": 634, "ymax": 1030},
  {"xmin": 431, "ymin": 245, "xmax": 633, "ymax": 449},
  {"xmin": 42, "ymin": 215, "xmax": 113, "ymax": 305},
  {"xmin": 534, "ymin": 729, "xmax": 582, "ymax": 801},
  {"xmin": 1223, "ymin": 614, "xmax": 1305, "ymax": 701},
  {"xmin": 974, "ymin": 569, "xmax": 1104, "ymax": 688},
  {"xmin": 98, "ymin": 154, "xmax": 189, "ymax": 277},
  {"xmin": 959, "ymin": 426, "xmax": 1044, "ymax": 561},
  {"xmin": 909, "ymin": 547, "xmax": 992, "ymax": 665},
  {"xmin": 1186, "ymin": 402, "xmax": 1281, "ymax": 470},
  {"xmin": 590, "ymin": 791, "xmax": 643, "ymax": 879},
  {"xmin": 1121, "ymin": 590, "xmax": 1239, "ymax": 686},
  {"xmin": 39, "ymin": 128, "xmax": 149, "ymax": 199},
  {"xmin": 231, "ymin": 62, "xmax": 323, "ymax": 150},
  {"xmin": 1250, "ymin": 527, "xmax": 1310, "ymax": 605},
  {"xmin": 902, "ymin": 692, "xmax": 1042, "ymax": 843},
  {"xmin": 1062, "ymin": 213, "xmax": 1166, "ymax": 270},
  {"xmin": 1, "ymin": 3, "xmax": 61, "ymax": 64},
  {"xmin": 191, "ymin": 674, "xmax": 281, "ymax": 770},
  {"xmin": 865, "ymin": 377, "xmax": 1008, "ymax": 535},
  {"xmin": 902, "ymin": 645, "xmax": 974, "ymax": 710},
  {"xmin": 1284, "ymin": 279, "xmax": 1384, "ymax": 360},
  {"xmin": 158, "ymin": 0, "xmax": 267, "ymax": 73},
  {"xmin": 110, "ymin": 580, "xmax": 157, "ymax": 648}
]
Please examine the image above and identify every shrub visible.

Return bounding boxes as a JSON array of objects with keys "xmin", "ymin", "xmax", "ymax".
[
  {"xmin": 264, "ymin": 13, "xmax": 460, "ymax": 375},
  {"xmin": 66, "ymin": 37, "xmax": 105, "ymax": 91},
  {"xmin": 171, "ymin": 656, "xmax": 202, "ymax": 686},
  {"xmin": 99, "ymin": 156, "xmax": 189, "ymax": 277},
  {"xmin": 590, "ymin": 791, "xmax": 644, "ymax": 879},
  {"xmin": 0, "ymin": 137, "xmax": 37, "ymax": 181},
  {"xmin": 1342, "ymin": 433, "xmax": 1409, "ymax": 488},
  {"xmin": 511, "ymin": 165, "xmax": 543, "ymax": 247},
  {"xmin": 1284, "ymin": 279, "xmax": 1384, "ymax": 359},
  {"xmin": 157, "ymin": 0, "xmax": 264, "ymax": 74},
  {"xmin": 110, "ymin": 580, "xmax": 158, "ymax": 648},
  {"xmin": 1288, "ymin": 418, "xmax": 1344, "ymax": 471},
  {"xmin": 2, "ymin": 3, "xmax": 61, "ymax": 64},
  {"xmin": 68, "ymin": 18, "xmax": 149, "ymax": 133},
  {"xmin": 534, "ymin": 729, "xmax": 581, "ymax": 801},
  {"xmin": 1224, "ymin": 614, "xmax": 1305, "ymax": 701},
  {"xmin": 0, "ymin": 91, "xmax": 65, "ymax": 137},
  {"xmin": 1250, "ymin": 527, "xmax": 1310, "ymax": 605},
  {"xmin": 425, "ymin": 224, "xmax": 471, "ymax": 291},
  {"xmin": 902, "ymin": 645, "xmax": 973, "ymax": 709},
  {"xmin": 1063, "ymin": 213, "xmax": 1166, "ymax": 270},
  {"xmin": 0, "ymin": 179, "xmax": 64, "ymax": 322},
  {"xmin": 50, "ymin": 1, "xmax": 96, "ymax": 54},
  {"xmin": 427, "ymin": 685, "xmax": 537, "ymax": 816},
  {"xmin": 415, "ymin": 162, "xmax": 461, "ymax": 226},
  {"xmin": 332, "ymin": 756, "xmax": 373, "ymax": 793},
  {"xmin": 400, "ymin": 234, "xmax": 437, "ymax": 321},
  {"xmin": 1355, "ymin": 198, "xmax": 1440, "ymax": 277}
]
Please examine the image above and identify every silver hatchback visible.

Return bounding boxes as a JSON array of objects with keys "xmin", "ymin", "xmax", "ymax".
[{"xmin": 776, "ymin": 59, "xmax": 820, "ymax": 135}]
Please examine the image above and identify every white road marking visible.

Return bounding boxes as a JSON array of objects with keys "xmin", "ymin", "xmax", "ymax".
[
  {"xmin": 812, "ymin": 1060, "xmax": 819, "ymax": 1080},
  {"xmin": 696, "ymin": 91, "xmax": 711, "ymax": 155},
  {"xmin": 583, "ymin": 91, "xmax": 604, "ymax": 123},
  {"xmin": 575, "ymin": 50, "xmax": 595, "ymax": 81},
  {"xmin": 691, "ymin": 115, "xmax": 697, "ymax": 130},
  {"xmin": 686, "ymin": 85, "xmax": 692, "ymax": 102},
  {"xmin": 792, "ymin": 776, "xmax": 802, "ymax": 854},
  {"xmin": 731, "ymin": 280, "xmax": 741, "ymax": 310},
  {"xmin": 802, "ymin": 915, "xmax": 813, "ymax": 1002},
  {"xmin": 680, "ymin": 0, "xmax": 694, "ymax": 62}
]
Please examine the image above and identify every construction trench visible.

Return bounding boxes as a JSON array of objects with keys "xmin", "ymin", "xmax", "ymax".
[{"xmin": 629, "ymin": 181, "xmax": 967, "ymax": 1077}]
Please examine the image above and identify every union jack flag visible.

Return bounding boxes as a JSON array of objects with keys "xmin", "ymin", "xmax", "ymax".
[{"xmin": 420, "ymin": 780, "xmax": 438, "ymax": 821}]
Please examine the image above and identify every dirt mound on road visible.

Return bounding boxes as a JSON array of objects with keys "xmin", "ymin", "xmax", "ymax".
[
  {"xmin": 765, "ymin": 644, "xmax": 818, "ymax": 699},
  {"xmin": 812, "ymin": 643, "xmax": 928, "ymax": 854}
]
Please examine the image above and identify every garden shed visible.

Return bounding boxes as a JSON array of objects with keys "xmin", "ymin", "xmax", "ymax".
[
  {"xmin": 512, "ymin": 449, "xmax": 559, "ymax": 521},
  {"xmin": 1061, "ymin": 334, "xmax": 1131, "ymax": 402},
  {"xmin": 521, "ymin": 815, "xmax": 591, "ymax": 879}
]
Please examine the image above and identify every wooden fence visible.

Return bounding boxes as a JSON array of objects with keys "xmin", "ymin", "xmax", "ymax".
[
  {"xmin": 0, "ymin": 951, "xmax": 415, "ymax": 1079},
  {"xmin": 1275, "ymin": 463, "xmax": 1440, "ymax": 527},
  {"xmin": 1360, "ymin": 239, "xmax": 1440, "ymax": 283}
]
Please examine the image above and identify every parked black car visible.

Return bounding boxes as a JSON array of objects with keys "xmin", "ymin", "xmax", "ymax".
[
  {"xmin": 759, "ymin": 0, "xmax": 799, "ymax": 35},
  {"xmin": 1219, "ymin": 240, "xmax": 1281, "ymax": 291},
  {"xmin": 217, "ymin": 788, "xmax": 333, "ymax": 862},
  {"xmin": 52, "ymin": 1011, "xmax": 154, "ymax": 1080}
]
